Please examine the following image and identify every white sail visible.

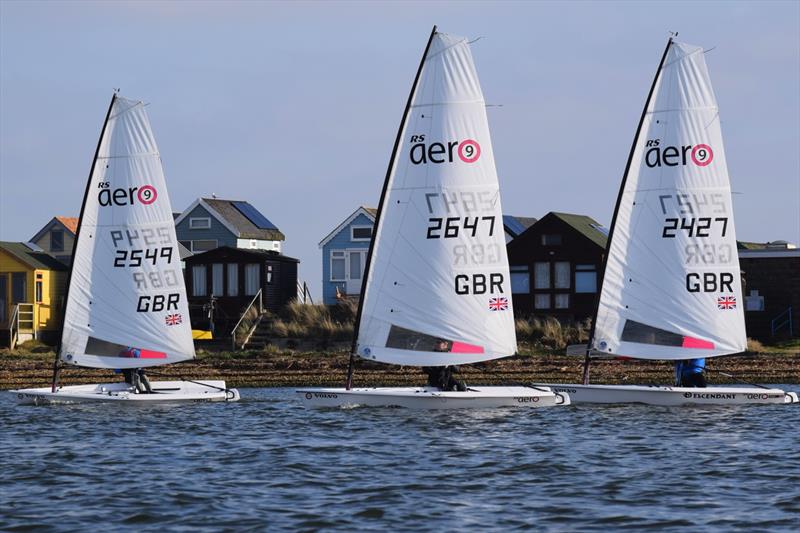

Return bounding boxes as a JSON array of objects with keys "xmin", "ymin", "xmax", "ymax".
[
  {"xmin": 356, "ymin": 32, "xmax": 516, "ymax": 366},
  {"xmin": 592, "ymin": 41, "xmax": 746, "ymax": 360},
  {"xmin": 60, "ymin": 95, "xmax": 195, "ymax": 369}
]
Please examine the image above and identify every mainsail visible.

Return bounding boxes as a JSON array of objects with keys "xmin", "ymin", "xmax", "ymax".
[
  {"xmin": 59, "ymin": 95, "xmax": 195, "ymax": 369},
  {"xmin": 591, "ymin": 41, "xmax": 746, "ymax": 360},
  {"xmin": 355, "ymin": 31, "xmax": 516, "ymax": 366}
]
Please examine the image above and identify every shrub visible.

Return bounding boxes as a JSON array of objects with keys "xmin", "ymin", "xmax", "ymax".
[{"xmin": 267, "ymin": 303, "xmax": 354, "ymax": 340}]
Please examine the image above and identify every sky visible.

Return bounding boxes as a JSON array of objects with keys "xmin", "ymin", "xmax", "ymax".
[{"xmin": 1, "ymin": 0, "xmax": 798, "ymax": 300}]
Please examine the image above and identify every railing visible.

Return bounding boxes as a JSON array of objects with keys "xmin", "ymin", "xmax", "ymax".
[
  {"xmin": 8, "ymin": 302, "xmax": 35, "ymax": 349},
  {"xmin": 296, "ymin": 281, "xmax": 313, "ymax": 304},
  {"xmin": 231, "ymin": 289, "xmax": 263, "ymax": 350},
  {"xmin": 771, "ymin": 306, "xmax": 793, "ymax": 337}
]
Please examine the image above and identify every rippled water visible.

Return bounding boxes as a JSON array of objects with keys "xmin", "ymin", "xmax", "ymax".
[{"xmin": 2, "ymin": 387, "xmax": 799, "ymax": 531}]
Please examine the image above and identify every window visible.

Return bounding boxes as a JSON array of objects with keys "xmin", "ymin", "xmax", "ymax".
[
  {"xmin": 179, "ymin": 240, "xmax": 192, "ymax": 251},
  {"xmin": 330, "ymin": 251, "xmax": 346, "ymax": 281},
  {"xmin": 192, "ymin": 266, "xmax": 207, "ymax": 296},
  {"xmin": 554, "ymin": 262, "xmax": 571, "ymax": 289},
  {"xmin": 534, "ymin": 262, "xmax": 550, "ymax": 289},
  {"xmin": 51, "ymin": 230, "xmax": 64, "ymax": 252},
  {"xmin": 745, "ymin": 290, "xmax": 764, "ymax": 312},
  {"xmin": 351, "ymin": 225, "xmax": 373, "ymax": 241},
  {"xmin": 190, "ymin": 240, "xmax": 217, "ymax": 252},
  {"xmin": 212, "ymin": 264, "xmax": 224, "ymax": 296},
  {"xmin": 510, "ymin": 265, "xmax": 530, "ymax": 294},
  {"xmin": 349, "ymin": 251, "xmax": 363, "ymax": 280},
  {"xmin": 35, "ymin": 273, "xmax": 43, "ymax": 303},
  {"xmin": 541, "ymin": 234, "xmax": 562, "ymax": 246},
  {"xmin": 575, "ymin": 264, "xmax": 598, "ymax": 293},
  {"xmin": 534, "ymin": 294, "xmax": 550, "ymax": 309},
  {"xmin": 266, "ymin": 264, "xmax": 274, "ymax": 284},
  {"xmin": 555, "ymin": 293, "xmax": 570, "ymax": 309},
  {"xmin": 245, "ymin": 264, "xmax": 260, "ymax": 295},
  {"xmin": 189, "ymin": 217, "xmax": 211, "ymax": 229},
  {"xmin": 227, "ymin": 264, "xmax": 239, "ymax": 297}
]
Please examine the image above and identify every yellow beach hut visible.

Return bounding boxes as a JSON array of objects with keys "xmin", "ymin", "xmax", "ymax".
[{"xmin": 0, "ymin": 241, "xmax": 67, "ymax": 348}]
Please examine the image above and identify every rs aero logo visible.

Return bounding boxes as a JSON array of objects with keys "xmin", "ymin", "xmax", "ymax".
[
  {"xmin": 409, "ymin": 135, "xmax": 481, "ymax": 165},
  {"xmin": 645, "ymin": 139, "xmax": 713, "ymax": 168},
  {"xmin": 97, "ymin": 181, "xmax": 157, "ymax": 206}
]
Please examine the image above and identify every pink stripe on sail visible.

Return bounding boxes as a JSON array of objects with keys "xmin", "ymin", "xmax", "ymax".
[
  {"xmin": 138, "ymin": 349, "xmax": 167, "ymax": 359},
  {"xmin": 450, "ymin": 341, "xmax": 485, "ymax": 354},
  {"xmin": 681, "ymin": 336, "xmax": 714, "ymax": 350}
]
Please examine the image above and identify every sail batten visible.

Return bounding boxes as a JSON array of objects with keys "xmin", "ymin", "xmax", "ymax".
[
  {"xmin": 591, "ymin": 41, "xmax": 746, "ymax": 361},
  {"xmin": 59, "ymin": 95, "xmax": 194, "ymax": 369},
  {"xmin": 355, "ymin": 31, "xmax": 516, "ymax": 367}
]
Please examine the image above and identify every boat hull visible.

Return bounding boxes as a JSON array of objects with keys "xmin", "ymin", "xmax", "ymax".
[
  {"xmin": 11, "ymin": 380, "xmax": 240, "ymax": 404},
  {"xmin": 297, "ymin": 386, "xmax": 570, "ymax": 409},
  {"xmin": 535, "ymin": 383, "xmax": 798, "ymax": 406}
]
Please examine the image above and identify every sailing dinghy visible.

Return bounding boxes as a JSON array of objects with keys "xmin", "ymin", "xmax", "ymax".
[
  {"xmin": 13, "ymin": 94, "xmax": 239, "ymax": 404},
  {"xmin": 298, "ymin": 27, "xmax": 569, "ymax": 409},
  {"xmin": 538, "ymin": 40, "xmax": 797, "ymax": 406}
]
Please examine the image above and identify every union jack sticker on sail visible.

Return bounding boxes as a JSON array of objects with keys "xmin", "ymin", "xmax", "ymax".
[
  {"xmin": 165, "ymin": 313, "xmax": 183, "ymax": 326},
  {"xmin": 717, "ymin": 296, "xmax": 736, "ymax": 310},
  {"xmin": 488, "ymin": 297, "xmax": 508, "ymax": 311}
]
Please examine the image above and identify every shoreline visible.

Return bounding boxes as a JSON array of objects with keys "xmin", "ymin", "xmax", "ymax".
[{"xmin": 2, "ymin": 350, "xmax": 799, "ymax": 390}]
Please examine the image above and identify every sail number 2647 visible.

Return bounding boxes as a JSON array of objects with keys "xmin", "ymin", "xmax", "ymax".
[{"xmin": 427, "ymin": 217, "xmax": 495, "ymax": 239}]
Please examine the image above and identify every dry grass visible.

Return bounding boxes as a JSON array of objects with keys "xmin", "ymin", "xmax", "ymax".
[
  {"xmin": 515, "ymin": 316, "xmax": 591, "ymax": 351},
  {"xmin": 266, "ymin": 302, "xmax": 354, "ymax": 341},
  {"xmin": 746, "ymin": 337, "xmax": 766, "ymax": 353}
]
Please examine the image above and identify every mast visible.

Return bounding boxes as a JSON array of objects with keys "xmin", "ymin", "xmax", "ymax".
[
  {"xmin": 345, "ymin": 25, "xmax": 438, "ymax": 390},
  {"xmin": 582, "ymin": 38, "xmax": 673, "ymax": 385},
  {"xmin": 51, "ymin": 92, "xmax": 117, "ymax": 392}
]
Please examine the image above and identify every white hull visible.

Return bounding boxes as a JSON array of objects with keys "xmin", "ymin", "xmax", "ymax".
[
  {"xmin": 536, "ymin": 383, "xmax": 798, "ymax": 406},
  {"xmin": 297, "ymin": 386, "xmax": 570, "ymax": 409},
  {"xmin": 12, "ymin": 380, "xmax": 240, "ymax": 404}
]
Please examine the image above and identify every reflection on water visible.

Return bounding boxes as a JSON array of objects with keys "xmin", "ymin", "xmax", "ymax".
[{"xmin": 1, "ymin": 388, "xmax": 799, "ymax": 531}]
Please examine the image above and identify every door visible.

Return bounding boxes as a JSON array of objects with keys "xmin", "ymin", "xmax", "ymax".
[
  {"xmin": 0, "ymin": 275, "xmax": 7, "ymax": 326},
  {"xmin": 346, "ymin": 250, "xmax": 367, "ymax": 295}
]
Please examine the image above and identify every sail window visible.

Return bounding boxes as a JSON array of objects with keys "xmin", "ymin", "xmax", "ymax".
[
  {"xmin": 51, "ymin": 230, "xmax": 64, "ymax": 252},
  {"xmin": 534, "ymin": 262, "xmax": 550, "ymax": 289},
  {"xmin": 227, "ymin": 264, "xmax": 239, "ymax": 296},
  {"xmin": 534, "ymin": 294, "xmax": 550, "ymax": 309},
  {"xmin": 244, "ymin": 264, "xmax": 260, "ymax": 295},
  {"xmin": 575, "ymin": 264, "xmax": 597, "ymax": 293},
  {"xmin": 189, "ymin": 217, "xmax": 211, "ymax": 229},
  {"xmin": 351, "ymin": 226, "xmax": 373, "ymax": 241},
  {"xmin": 192, "ymin": 266, "xmax": 207, "ymax": 296},
  {"xmin": 211, "ymin": 264, "xmax": 224, "ymax": 296},
  {"xmin": 554, "ymin": 262, "xmax": 571, "ymax": 289},
  {"xmin": 386, "ymin": 325, "xmax": 453, "ymax": 352},
  {"xmin": 621, "ymin": 320, "xmax": 689, "ymax": 347},
  {"xmin": 510, "ymin": 265, "xmax": 530, "ymax": 294},
  {"xmin": 330, "ymin": 251, "xmax": 346, "ymax": 281}
]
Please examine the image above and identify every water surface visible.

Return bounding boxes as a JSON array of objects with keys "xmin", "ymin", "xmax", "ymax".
[{"xmin": 2, "ymin": 387, "xmax": 799, "ymax": 531}]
